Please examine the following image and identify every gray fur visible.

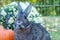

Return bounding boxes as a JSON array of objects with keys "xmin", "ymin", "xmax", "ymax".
[{"xmin": 14, "ymin": 2, "xmax": 51, "ymax": 40}]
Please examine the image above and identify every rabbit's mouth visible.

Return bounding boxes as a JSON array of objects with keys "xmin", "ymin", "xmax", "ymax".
[
  {"xmin": 19, "ymin": 24, "xmax": 31, "ymax": 29},
  {"xmin": 17, "ymin": 24, "xmax": 31, "ymax": 33},
  {"xmin": 15, "ymin": 24, "xmax": 31, "ymax": 33}
]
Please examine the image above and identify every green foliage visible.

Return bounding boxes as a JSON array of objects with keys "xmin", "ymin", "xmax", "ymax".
[
  {"xmin": 0, "ymin": 0, "xmax": 60, "ymax": 16},
  {"xmin": 42, "ymin": 16, "xmax": 60, "ymax": 40},
  {"xmin": 0, "ymin": 2, "xmax": 42, "ymax": 29}
]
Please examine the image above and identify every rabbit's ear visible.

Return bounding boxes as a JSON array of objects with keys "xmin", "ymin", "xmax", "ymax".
[
  {"xmin": 16, "ymin": 3, "xmax": 23, "ymax": 19},
  {"xmin": 24, "ymin": 4, "xmax": 32, "ymax": 17},
  {"xmin": 17, "ymin": 2, "xmax": 22, "ymax": 14}
]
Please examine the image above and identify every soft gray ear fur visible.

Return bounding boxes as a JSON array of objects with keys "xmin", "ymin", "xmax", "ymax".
[
  {"xmin": 17, "ymin": 2, "xmax": 22, "ymax": 13},
  {"xmin": 16, "ymin": 2, "xmax": 23, "ymax": 19},
  {"xmin": 24, "ymin": 4, "xmax": 32, "ymax": 17}
]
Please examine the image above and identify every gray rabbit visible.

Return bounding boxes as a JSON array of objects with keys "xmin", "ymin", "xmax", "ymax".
[{"xmin": 13, "ymin": 2, "xmax": 51, "ymax": 40}]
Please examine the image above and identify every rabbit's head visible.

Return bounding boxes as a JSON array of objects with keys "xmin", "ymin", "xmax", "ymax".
[{"xmin": 13, "ymin": 3, "xmax": 32, "ymax": 30}]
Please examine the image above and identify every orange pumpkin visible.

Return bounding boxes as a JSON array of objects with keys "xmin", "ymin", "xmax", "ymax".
[{"xmin": 0, "ymin": 26, "xmax": 14, "ymax": 40}]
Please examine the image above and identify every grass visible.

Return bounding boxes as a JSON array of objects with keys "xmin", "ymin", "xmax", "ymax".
[
  {"xmin": 42, "ymin": 16, "xmax": 60, "ymax": 40},
  {"xmin": 50, "ymin": 30, "xmax": 60, "ymax": 40}
]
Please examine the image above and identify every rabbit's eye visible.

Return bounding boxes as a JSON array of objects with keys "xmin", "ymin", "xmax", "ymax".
[
  {"xmin": 18, "ymin": 21, "xmax": 20, "ymax": 23},
  {"xmin": 17, "ymin": 21, "xmax": 22, "ymax": 25}
]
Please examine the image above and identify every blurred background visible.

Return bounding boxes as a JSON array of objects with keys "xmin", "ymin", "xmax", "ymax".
[{"xmin": 0, "ymin": 0, "xmax": 60, "ymax": 40}]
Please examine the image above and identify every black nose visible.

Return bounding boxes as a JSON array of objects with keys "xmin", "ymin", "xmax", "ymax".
[
  {"xmin": 20, "ymin": 27, "xmax": 23, "ymax": 29},
  {"xmin": 19, "ymin": 27, "xmax": 25, "ymax": 29}
]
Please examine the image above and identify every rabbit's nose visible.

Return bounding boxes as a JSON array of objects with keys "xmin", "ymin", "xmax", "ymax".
[{"xmin": 19, "ymin": 25, "xmax": 25, "ymax": 29}]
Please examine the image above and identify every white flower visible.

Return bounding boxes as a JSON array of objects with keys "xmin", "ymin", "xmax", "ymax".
[
  {"xmin": 1, "ymin": 9, "xmax": 7, "ymax": 16},
  {"xmin": 9, "ymin": 2, "xmax": 17, "ymax": 6},
  {"xmin": 4, "ymin": 2, "xmax": 43, "ymax": 24},
  {"xmin": 14, "ymin": 11, "xmax": 18, "ymax": 17},
  {"xmin": 8, "ymin": 17, "xmax": 14, "ymax": 24}
]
